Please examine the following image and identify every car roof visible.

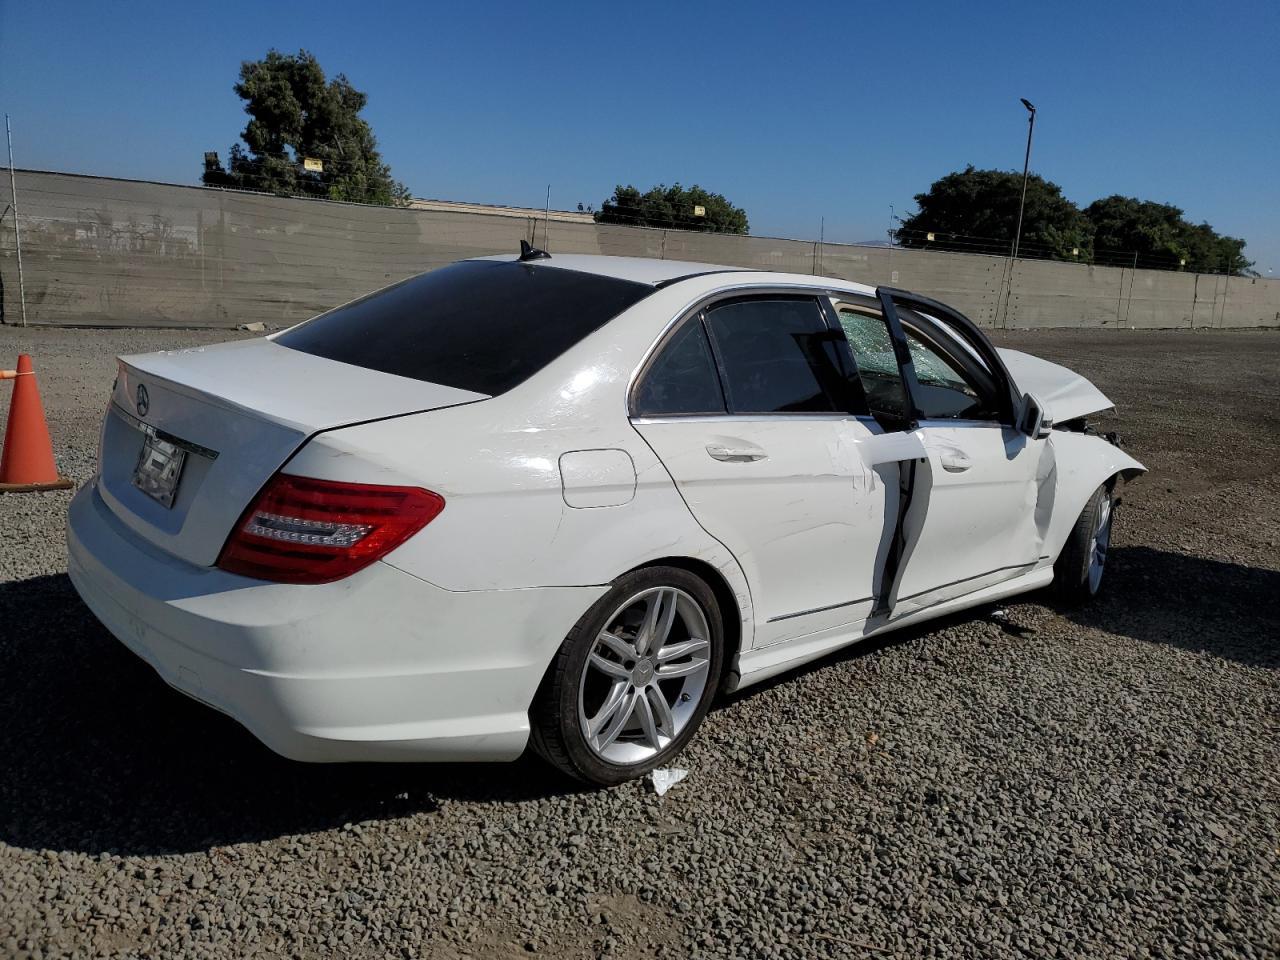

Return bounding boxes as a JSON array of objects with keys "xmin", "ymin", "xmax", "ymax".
[
  {"xmin": 468, "ymin": 253, "xmax": 885, "ymax": 303},
  {"xmin": 469, "ymin": 253, "xmax": 754, "ymax": 286}
]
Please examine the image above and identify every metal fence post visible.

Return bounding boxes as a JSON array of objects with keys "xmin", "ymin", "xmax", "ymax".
[
  {"xmin": 1113, "ymin": 265, "xmax": 1125, "ymax": 327},
  {"xmin": 5, "ymin": 114, "xmax": 28, "ymax": 326},
  {"xmin": 1000, "ymin": 257, "xmax": 1013, "ymax": 329},
  {"xmin": 1122, "ymin": 251, "xmax": 1138, "ymax": 327}
]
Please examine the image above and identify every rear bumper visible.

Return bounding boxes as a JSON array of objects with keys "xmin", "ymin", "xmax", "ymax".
[{"xmin": 66, "ymin": 482, "xmax": 605, "ymax": 762}]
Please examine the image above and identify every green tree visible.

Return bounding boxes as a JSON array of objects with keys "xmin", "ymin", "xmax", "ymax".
[
  {"xmin": 896, "ymin": 166, "xmax": 1092, "ymax": 261},
  {"xmin": 201, "ymin": 49, "xmax": 409, "ymax": 206},
  {"xmin": 1084, "ymin": 196, "xmax": 1252, "ymax": 274},
  {"xmin": 595, "ymin": 184, "xmax": 748, "ymax": 234}
]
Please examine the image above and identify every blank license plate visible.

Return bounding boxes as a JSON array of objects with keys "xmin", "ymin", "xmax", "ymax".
[{"xmin": 132, "ymin": 435, "xmax": 187, "ymax": 508}]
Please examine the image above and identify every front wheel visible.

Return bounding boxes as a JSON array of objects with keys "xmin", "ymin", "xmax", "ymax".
[
  {"xmin": 1053, "ymin": 483, "xmax": 1115, "ymax": 603},
  {"xmin": 530, "ymin": 566, "xmax": 724, "ymax": 786}
]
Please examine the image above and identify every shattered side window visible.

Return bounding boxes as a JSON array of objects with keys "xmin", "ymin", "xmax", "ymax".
[
  {"xmin": 837, "ymin": 308, "xmax": 909, "ymax": 422},
  {"xmin": 902, "ymin": 327, "xmax": 993, "ymax": 420},
  {"xmin": 840, "ymin": 310, "xmax": 898, "ymax": 375},
  {"xmin": 915, "ymin": 311, "xmax": 992, "ymax": 373},
  {"xmin": 906, "ymin": 333, "xmax": 973, "ymax": 391}
]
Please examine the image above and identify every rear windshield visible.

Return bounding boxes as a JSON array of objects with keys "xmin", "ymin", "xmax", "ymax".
[{"xmin": 276, "ymin": 260, "xmax": 653, "ymax": 395}]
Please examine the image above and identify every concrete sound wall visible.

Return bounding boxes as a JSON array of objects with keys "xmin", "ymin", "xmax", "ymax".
[
  {"xmin": 3, "ymin": 169, "xmax": 1279, "ymax": 330},
  {"xmin": 0, "ymin": 170, "xmax": 529, "ymax": 327}
]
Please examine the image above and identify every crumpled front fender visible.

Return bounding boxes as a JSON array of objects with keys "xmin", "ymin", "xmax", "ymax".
[{"xmin": 1041, "ymin": 431, "xmax": 1146, "ymax": 564}]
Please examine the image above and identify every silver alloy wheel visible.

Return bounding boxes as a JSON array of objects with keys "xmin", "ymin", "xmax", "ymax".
[
  {"xmin": 577, "ymin": 586, "xmax": 712, "ymax": 765},
  {"xmin": 1087, "ymin": 494, "xmax": 1113, "ymax": 593}
]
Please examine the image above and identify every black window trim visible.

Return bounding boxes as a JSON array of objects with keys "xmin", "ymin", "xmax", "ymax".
[{"xmin": 627, "ymin": 287, "xmax": 866, "ymax": 420}]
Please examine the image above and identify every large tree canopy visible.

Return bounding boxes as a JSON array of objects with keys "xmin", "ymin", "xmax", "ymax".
[
  {"xmin": 896, "ymin": 166, "xmax": 1092, "ymax": 261},
  {"xmin": 897, "ymin": 166, "xmax": 1252, "ymax": 274},
  {"xmin": 1084, "ymin": 196, "xmax": 1250, "ymax": 275},
  {"xmin": 201, "ymin": 49, "xmax": 409, "ymax": 205},
  {"xmin": 595, "ymin": 184, "xmax": 748, "ymax": 234}
]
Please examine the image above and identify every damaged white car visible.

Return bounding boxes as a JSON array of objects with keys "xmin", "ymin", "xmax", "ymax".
[{"xmin": 67, "ymin": 250, "xmax": 1144, "ymax": 786}]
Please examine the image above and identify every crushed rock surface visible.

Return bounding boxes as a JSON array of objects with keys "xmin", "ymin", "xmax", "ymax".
[{"xmin": 0, "ymin": 325, "xmax": 1276, "ymax": 959}]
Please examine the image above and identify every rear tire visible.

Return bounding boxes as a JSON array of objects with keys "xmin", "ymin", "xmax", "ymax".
[
  {"xmin": 530, "ymin": 566, "xmax": 724, "ymax": 786},
  {"xmin": 1053, "ymin": 482, "xmax": 1115, "ymax": 604}
]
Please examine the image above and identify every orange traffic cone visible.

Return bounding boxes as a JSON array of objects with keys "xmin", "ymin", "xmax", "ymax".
[{"xmin": 0, "ymin": 354, "xmax": 74, "ymax": 493}]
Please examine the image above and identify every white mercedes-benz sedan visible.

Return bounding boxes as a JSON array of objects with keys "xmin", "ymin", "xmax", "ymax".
[{"xmin": 67, "ymin": 248, "xmax": 1144, "ymax": 785}]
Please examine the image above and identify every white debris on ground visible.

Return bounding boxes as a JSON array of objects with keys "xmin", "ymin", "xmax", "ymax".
[{"xmin": 650, "ymin": 768, "xmax": 689, "ymax": 796}]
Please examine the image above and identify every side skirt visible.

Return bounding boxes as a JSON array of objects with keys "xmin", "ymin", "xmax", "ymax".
[{"xmin": 727, "ymin": 565, "xmax": 1054, "ymax": 692}]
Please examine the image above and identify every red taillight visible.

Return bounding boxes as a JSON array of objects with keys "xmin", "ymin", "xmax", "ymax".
[{"xmin": 217, "ymin": 474, "xmax": 444, "ymax": 584}]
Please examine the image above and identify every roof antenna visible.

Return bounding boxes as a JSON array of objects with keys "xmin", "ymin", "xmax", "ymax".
[{"xmin": 519, "ymin": 239, "xmax": 551, "ymax": 261}]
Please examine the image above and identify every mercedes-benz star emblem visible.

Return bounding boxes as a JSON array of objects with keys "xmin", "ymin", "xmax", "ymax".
[{"xmin": 136, "ymin": 383, "xmax": 150, "ymax": 417}]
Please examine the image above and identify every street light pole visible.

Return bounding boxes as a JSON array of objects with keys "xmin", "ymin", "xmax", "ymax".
[{"xmin": 1011, "ymin": 98, "xmax": 1036, "ymax": 261}]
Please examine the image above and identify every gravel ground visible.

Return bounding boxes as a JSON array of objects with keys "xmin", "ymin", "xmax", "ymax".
[{"xmin": 0, "ymin": 325, "xmax": 1277, "ymax": 960}]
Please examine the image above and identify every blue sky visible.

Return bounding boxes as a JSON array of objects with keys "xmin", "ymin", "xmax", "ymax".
[{"xmin": 3, "ymin": 0, "xmax": 1278, "ymax": 273}]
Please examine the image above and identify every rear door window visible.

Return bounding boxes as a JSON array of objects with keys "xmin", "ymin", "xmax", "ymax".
[
  {"xmin": 633, "ymin": 319, "xmax": 726, "ymax": 416},
  {"xmin": 276, "ymin": 260, "xmax": 653, "ymax": 395},
  {"xmin": 704, "ymin": 298, "xmax": 852, "ymax": 414}
]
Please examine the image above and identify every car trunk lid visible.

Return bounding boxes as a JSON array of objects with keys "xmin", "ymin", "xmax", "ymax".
[{"xmin": 98, "ymin": 337, "xmax": 486, "ymax": 567}]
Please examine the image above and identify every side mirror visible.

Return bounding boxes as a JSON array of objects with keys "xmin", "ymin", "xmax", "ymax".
[{"xmin": 1019, "ymin": 393, "xmax": 1053, "ymax": 438}]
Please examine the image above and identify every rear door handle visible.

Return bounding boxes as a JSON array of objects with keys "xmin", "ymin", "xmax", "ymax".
[
  {"xmin": 939, "ymin": 450, "xmax": 972, "ymax": 473},
  {"xmin": 706, "ymin": 442, "xmax": 767, "ymax": 463}
]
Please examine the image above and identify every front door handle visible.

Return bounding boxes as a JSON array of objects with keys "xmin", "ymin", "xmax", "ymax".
[
  {"xmin": 706, "ymin": 442, "xmax": 767, "ymax": 463},
  {"xmin": 939, "ymin": 450, "xmax": 972, "ymax": 473}
]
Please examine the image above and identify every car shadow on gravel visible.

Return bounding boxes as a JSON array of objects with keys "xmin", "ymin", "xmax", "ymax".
[
  {"xmin": 1069, "ymin": 546, "xmax": 1280, "ymax": 669},
  {"xmin": 715, "ymin": 544, "xmax": 1279, "ymax": 709},
  {"xmin": 3, "ymin": 548, "xmax": 1272, "ymax": 856},
  {"xmin": 0, "ymin": 574, "xmax": 590, "ymax": 857}
]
